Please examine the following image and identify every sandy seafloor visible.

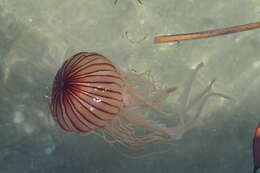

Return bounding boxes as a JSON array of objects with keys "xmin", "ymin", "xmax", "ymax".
[{"xmin": 0, "ymin": 0, "xmax": 260, "ymax": 172}]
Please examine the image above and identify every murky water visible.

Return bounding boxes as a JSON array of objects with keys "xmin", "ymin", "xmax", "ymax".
[{"xmin": 0, "ymin": 0, "xmax": 260, "ymax": 172}]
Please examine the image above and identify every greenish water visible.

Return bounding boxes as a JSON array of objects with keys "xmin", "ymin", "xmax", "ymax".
[{"xmin": 0, "ymin": 0, "xmax": 260, "ymax": 172}]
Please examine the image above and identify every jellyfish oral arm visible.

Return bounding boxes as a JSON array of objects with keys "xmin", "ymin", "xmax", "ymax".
[
  {"xmin": 119, "ymin": 62, "xmax": 232, "ymax": 141},
  {"xmin": 177, "ymin": 62, "xmax": 204, "ymax": 124}
]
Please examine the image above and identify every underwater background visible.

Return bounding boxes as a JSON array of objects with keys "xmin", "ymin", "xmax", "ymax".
[{"xmin": 0, "ymin": 0, "xmax": 260, "ymax": 172}]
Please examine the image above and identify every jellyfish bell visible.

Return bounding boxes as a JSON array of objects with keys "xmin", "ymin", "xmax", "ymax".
[
  {"xmin": 49, "ymin": 52, "xmax": 231, "ymax": 156},
  {"xmin": 51, "ymin": 52, "xmax": 124, "ymax": 133}
]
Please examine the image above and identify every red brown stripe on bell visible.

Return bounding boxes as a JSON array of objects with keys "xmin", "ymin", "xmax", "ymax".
[
  {"xmin": 64, "ymin": 52, "xmax": 100, "ymax": 75},
  {"xmin": 50, "ymin": 52, "xmax": 124, "ymax": 133},
  {"xmin": 66, "ymin": 54, "xmax": 114, "ymax": 79}
]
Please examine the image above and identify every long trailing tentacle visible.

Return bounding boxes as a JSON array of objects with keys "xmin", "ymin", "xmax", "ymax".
[
  {"xmin": 122, "ymin": 62, "xmax": 233, "ymax": 138},
  {"xmin": 93, "ymin": 116, "xmax": 173, "ymax": 158}
]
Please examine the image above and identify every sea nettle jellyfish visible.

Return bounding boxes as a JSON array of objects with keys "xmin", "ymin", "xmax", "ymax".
[{"xmin": 50, "ymin": 52, "xmax": 230, "ymax": 156}]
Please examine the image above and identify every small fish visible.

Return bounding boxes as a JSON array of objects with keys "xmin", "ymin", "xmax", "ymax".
[{"xmin": 253, "ymin": 121, "xmax": 260, "ymax": 173}]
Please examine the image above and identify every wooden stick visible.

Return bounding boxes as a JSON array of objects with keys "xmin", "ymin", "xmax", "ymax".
[{"xmin": 154, "ymin": 21, "xmax": 260, "ymax": 44}]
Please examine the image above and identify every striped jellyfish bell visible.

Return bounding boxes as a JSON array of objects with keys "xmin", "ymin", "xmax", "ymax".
[{"xmin": 50, "ymin": 52, "xmax": 124, "ymax": 133}]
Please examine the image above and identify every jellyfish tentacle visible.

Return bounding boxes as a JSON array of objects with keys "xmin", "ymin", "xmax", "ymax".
[
  {"xmin": 96, "ymin": 126, "xmax": 172, "ymax": 159},
  {"xmin": 103, "ymin": 116, "xmax": 172, "ymax": 150}
]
